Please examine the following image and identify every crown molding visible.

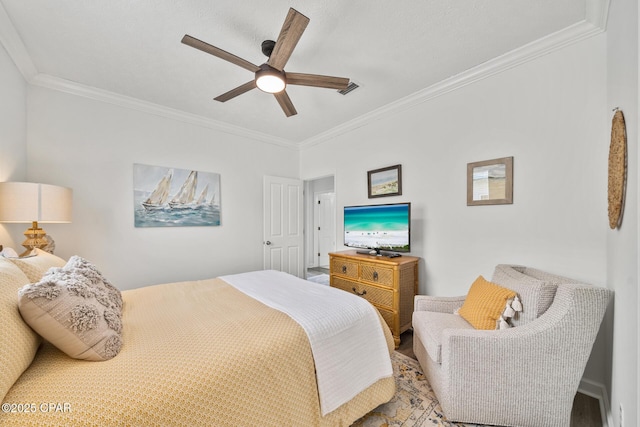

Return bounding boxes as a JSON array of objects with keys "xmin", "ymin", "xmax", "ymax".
[
  {"xmin": 299, "ymin": 19, "xmax": 605, "ymax": 150},
  {"xmin": 586, "ymin": 0, "xmax": 610, "ymax": 29},
  {"xmin": 28, "ymin": 74, "xmax": 299, "ymax": 149},
  {"xmin": 0, "ymin": 2, "xmax": 296, "ymax": 149},
  {"xmin": 0, "ymin": 0, "xmax": 609, "ymax": 152},
  {"xmin": 0, "ymin": 2, "xmax": 37, "ymax": 80}
]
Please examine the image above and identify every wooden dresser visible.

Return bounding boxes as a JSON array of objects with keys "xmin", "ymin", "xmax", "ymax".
[{"xmin": 329, "ymin": 250, "xmax": 419, "ymax": 348}]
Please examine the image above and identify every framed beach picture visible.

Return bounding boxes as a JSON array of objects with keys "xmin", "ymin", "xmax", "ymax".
[
  {"xmin": 368, "ymin": 164, "xmax": 402, "ymax": 198},
  {"xmin": 133, "ymin": 164, "xmax": 221, "ymax": 227},
  {"xmin": 467, "ymin": 157, "xmax": 513, "ymax": 206}
]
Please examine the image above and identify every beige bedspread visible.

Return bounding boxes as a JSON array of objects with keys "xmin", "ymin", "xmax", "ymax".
[{"xmin": 2, "ymin": 278, "xmax": 395, "ymax": 426}]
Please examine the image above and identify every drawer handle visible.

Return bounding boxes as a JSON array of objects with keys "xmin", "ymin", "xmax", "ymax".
[
  {"xmin": 373, "ymin": 271, "xmax": 378, "ymax": 281},
  {"xmin": 342, "ymin": 265, "xmax": 347, "ymax": 274},
  {"xmin": 352, "ymin": 287, "xmax": 367, "ymax": 296}
]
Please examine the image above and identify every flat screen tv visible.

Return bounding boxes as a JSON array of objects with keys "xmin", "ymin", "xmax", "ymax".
[{"xmin": 344, "ymin": 202, "xmax": 410, "ymax": 255}]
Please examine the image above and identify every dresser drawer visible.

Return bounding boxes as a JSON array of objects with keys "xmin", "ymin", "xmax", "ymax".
[
  {"xmin": 331, "ymin": 258, "xmax": 359, "ymax": 279},
  {"xmin": 329, "ymin": 251, "xmax": 419, "ymax": 350},
  {"xmin": 360, "ymin": 263, "xmax": 394, "ymax": 287},
  {"xmin": 332, "ymin": 277, "xmax": 394, "ymax": 309}
]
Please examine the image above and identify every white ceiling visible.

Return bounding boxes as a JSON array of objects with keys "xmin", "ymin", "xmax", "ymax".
[{"xmin": 0, "ymin": 0, "xmax": 607, "ymax": 147}]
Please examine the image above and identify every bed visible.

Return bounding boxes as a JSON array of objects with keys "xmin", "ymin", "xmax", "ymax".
[{"xmin": 0, "ymin": 250, "xmax": 395, "ymax": 426}]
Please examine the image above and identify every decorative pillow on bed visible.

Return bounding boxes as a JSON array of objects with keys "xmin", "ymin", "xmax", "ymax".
[
  {"xmin": 17, "ymin": 256, "xmax": 123, "ymax": 361},
  {"xmin": 10, "ymin": 248, "xmax": 67, "ymax": 282},
  {"xmin": 0, "ymin": 257, "xmax": 40, "ymax": 402},
  {"xmin": 458, "ymin": 275, "xmax": 517, "ymax": 330},
  {"xmin": 63, "ymin": 256, "xmax": 123, "ymax": 312}
]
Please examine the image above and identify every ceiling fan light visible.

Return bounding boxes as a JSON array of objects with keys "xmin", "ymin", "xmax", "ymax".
[
  {"xmin": 255, "ymin": 65, "xmax": 286, "ymax": 93},
  {"xmin": 256, "ymin": 75, "xmax": 285, "ymax": 93}
]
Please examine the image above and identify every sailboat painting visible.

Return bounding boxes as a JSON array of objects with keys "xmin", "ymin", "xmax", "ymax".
[{"xmin": 133, "ymin": 164, "xmax": 221, "ymax": 227}]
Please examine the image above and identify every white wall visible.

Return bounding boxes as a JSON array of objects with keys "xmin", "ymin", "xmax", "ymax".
[
  {"xmin": 302, "ymin": 35, "xmax": 608, "ymax": 292},
  {"xmin": 25, "ymin": 86, "xmax": 299, "ymax": 290},
  {"xmin": 606, "ymin": 0, "xmax": 639, "ymax": 425},
  {"xmin": 0, "ymin": 41, "xmax": 28, "ymax": 248},
  {"xmin": 302, "ymin": 35, "xmax": 610, "ymax": 385}
]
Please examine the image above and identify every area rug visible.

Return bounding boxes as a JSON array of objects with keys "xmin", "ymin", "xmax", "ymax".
[
  {"xmin": 306, "ymin": 273, "xmax": 330, "ymax": 285},
  {"xmin": 351, "ymin": 352, "xmax": 485, "ymax": 427}
]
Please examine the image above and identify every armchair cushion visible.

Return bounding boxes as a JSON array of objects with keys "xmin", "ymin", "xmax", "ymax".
[
  {"xmin": 413, "ymin": 311, "xmax": 472, "ymax": 363},
  {"xmin": 458, "ymin": 276, "xmax": 516, "ymax": 330},
  {"xmin": 491, "ymin": 265, "xmax": 558, "ymax": 326}
]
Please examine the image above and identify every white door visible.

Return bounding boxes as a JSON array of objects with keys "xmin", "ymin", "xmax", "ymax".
[
  {"xmin": 314, "ymin": 192, "xmax": 336, "ymax": 267},
  {"xmin": 263, "ymin": 175, "xmax": 304, "ymax": 277}
]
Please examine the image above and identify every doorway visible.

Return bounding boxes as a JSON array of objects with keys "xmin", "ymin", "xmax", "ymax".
[
  {"xmin": 314, "ymin": 192, "xmax": 335, "ymax": 267},
  {"xmin": 263, "ymin": 175, "xmax": 304, "ymax": 277},
  {"xmin": 304, "ymin": 176, "xmax": 335, "ymax": 280}
]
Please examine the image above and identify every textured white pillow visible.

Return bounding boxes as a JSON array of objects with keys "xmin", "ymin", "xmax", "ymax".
[{"xmin": 18, "ymin": 256, "xmax": 123, "ymax": 361}]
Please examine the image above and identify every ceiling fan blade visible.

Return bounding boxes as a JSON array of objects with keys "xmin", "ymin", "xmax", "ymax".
[
  {"xmin": 286, "ymin": 72, "xmax": 349, "ymax": 90},
  {"xmin": 182, "ymin": 35, "xmax": 260, "ymax": 73},
  {"xmin": 268, "ymin": 8, "xmax": 310, "ymax": 71},
  {"xmin": 214, "ymin": 80, "xmax": 257, "ymax": 102},
  {"xmin": 274, "ymin": 91, "xmax": 297, "ymax": 117}
]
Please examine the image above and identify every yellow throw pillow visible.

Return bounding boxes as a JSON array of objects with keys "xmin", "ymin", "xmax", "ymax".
[
  {"xmin": 0, "ymin": 257, "xmax": 40, "ymax": 402},
  {"xmin": 458, "ymin": 275, "xmax": 516, "ymax": 330},
  {"xmin": 9, "ymin": 248, "xmax": 66, "ymax": 282}
]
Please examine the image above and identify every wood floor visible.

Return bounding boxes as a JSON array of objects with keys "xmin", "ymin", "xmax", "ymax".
[{"xmin": 397, "ymin": 330, "xmax": 603, "ymax": 427}]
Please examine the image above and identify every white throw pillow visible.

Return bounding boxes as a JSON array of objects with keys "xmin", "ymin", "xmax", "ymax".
[{"xmin": 18, "ymin": 256, "xmax": 123, "ymax": 361}]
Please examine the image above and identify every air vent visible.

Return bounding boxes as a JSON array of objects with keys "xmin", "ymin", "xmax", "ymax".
[{"xmin": 338, "ymin": 82, "xmax": 359, "ymax": 95}]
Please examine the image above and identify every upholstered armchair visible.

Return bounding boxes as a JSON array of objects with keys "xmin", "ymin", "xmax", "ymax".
[{"xmin": 412, "ymin": 265, "xmax": 611, "ymax": 427}]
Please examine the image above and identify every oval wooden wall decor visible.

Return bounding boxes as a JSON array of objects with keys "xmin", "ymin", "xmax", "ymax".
[{"xmin": 608, "ymin": 109, "xmax": 627, "ymax": 229}]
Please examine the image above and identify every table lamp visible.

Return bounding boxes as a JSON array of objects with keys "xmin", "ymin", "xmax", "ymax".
[{"xmin": 0, "ymin": 182, "xmax": 72, "ymax": 256}]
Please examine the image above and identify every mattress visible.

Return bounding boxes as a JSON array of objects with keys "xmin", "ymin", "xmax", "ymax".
[{"xmin": 1, "ymin": 276, "xmax": 395, "ymax": 426}]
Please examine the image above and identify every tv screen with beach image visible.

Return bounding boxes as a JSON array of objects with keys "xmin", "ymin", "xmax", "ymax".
[{"xmin": 344, "ymin": 203, "xmax": 410, "ymax": 252}]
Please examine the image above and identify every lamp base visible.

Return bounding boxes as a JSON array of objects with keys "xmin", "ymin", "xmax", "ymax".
[{"xmin": 20, "ymin": 221, "xmax": 48, "ymax": 257}]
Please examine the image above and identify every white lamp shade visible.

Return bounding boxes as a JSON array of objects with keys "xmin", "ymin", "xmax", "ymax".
[{"xmin": 0, "ymin": 182, "xmax": 72, "ymax": 223}]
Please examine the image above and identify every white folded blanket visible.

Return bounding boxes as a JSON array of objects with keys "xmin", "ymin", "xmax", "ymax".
[{"xmin": 220, "ymin": 270, "xmax": 393, "ymax": 415}]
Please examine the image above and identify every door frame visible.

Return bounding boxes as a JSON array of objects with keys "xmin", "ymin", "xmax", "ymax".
[
  {"xmin": 313, "ymin": 190, "xmax": 336, "ymax": 268},
  {"xmin": 303, "ymin": 175, "xmax": 336, "ymax": 270}
]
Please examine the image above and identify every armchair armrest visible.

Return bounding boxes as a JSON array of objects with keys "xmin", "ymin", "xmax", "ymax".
[{"xmin": 414, "ymin": 295, "xmax": 466, "ymax": 314}]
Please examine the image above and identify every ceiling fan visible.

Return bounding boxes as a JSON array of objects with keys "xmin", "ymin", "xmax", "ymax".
[{"xmin": 182, "ymin": 8, "xmax": 350, "ymax": 117}]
